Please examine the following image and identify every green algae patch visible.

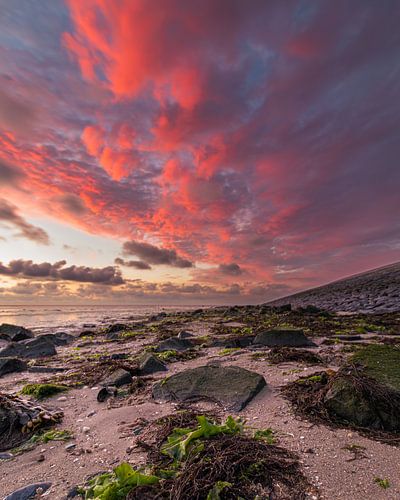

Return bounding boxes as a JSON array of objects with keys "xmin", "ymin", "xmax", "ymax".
[
  {"xmin": 351, "ymin": 344, "xmax": 400, "ymax": 391},
  {"xmin": 20, "ymin": 383, "xmax": 68, "ymax": 399}
]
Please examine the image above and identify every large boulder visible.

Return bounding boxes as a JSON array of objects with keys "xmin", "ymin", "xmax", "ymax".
[
  {"xmin": 155, "ymin": 336, "xmax": 193, "ymax": 352},
  {"xmin": 139, "ymin": 354, "xmax": 167, "ymax": 375},
  {"xmin": 0, "ymin": 324, "xmax": 33, "ymax": 342},
  {"xmin": 253, "ymin": 329, "xmax": 315, "ymax": 347},
  {"xmin": 0, "ymin": 358, "xmax": 27, "ymax": 377},
  {"xmin": 0, "ymin": 336, "xmax": 56, "ymax": 359},
  {"xmin": 324, "ymin": 372, "xmax": 400, "ymax": 431},
  {"xmin": 153, "ymin": 365, "xmax": 266, "ymax": 411}
]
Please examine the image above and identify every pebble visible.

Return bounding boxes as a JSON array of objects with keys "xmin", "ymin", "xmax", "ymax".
[
  {"xmin": 36, "ymin": 454, "xmax": 45, "ymax": 462},
  {"xmin": 65, "ymin": 443, "xmax": 76, "ymax": 451},
  {"xmin": 0, "ymin": 452, "xmax": 14, "ymax": 460},
  {"xmin": 82, "ymin": 426, "xmax": 91, "ymax": 433},
  {"xmin": 57, "ymin": 396, "xmax": 67, "ymax": 401},
  {"xmin": 87, "ymin": 410, "xmax": 96, "ymax": 417}
]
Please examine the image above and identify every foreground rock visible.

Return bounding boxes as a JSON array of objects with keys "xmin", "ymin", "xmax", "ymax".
[
  {"xmin": 0, "ymin": 393, "xmax": 63, "ymax": 451},
  {"xmin": 153, "ymin": 365, "xmax": 266, "ymax": 411},
  {"xmin": 4, "ymin": 482, "xmax": 52, "ymax": 500},
  {"xmin": 100, "ymin": 368, "xmax": 132, "ymax": 387},
  {"xmin": 0, "ymin": 357, "xmax": 27, "ymax": 377},
  {"xmin": 0, "ymin": 324, "xmax": 33, "ymax": 342},
  {"xmin": 139, "ymin": 354, "xmax": 167, "ymax": 375},
  {"xmin": 0, "ymin": 336, "xmax": 56, "ymax": 359},
  {"xmin": 324, "ymin": 369, "xmax": 400, "ymax": 431},
  {"xmin": 254, "ymin": 328, "xmax": 315, "ymax": 347},
  {"xmin": 39, "ymin": 332, "xmax": 74, "ymax": 346},
  {"xmin": 155, "ymin": 336, "xmax": 194, "ymax": 352}
]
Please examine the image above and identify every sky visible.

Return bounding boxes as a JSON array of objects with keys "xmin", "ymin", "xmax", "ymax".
[{"xmin": 0, "ymin": 0, "xmax": 399, "ymax": 305}]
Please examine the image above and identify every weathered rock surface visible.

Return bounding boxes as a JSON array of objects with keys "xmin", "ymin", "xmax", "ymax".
[
  {"xmin": 152, "ymin": 365, "xmax": 266, "ymax": 411},
  {"xmin": 139, "ymin": 354, "xmax": 167, "ymax": 375},
  {"xmin": 0, "ymin": 324, "xmax": 33, "ymax": 342},
  {"xmin": 155, "ymin": 336, "xmax": 194, "ymax": 352},
  {"xmin": 4, "ymin": 482, "xmax": 52, "ymax": 500},
  {"xmin": 254, "ymin": 329, "xmax": 315, "ymax": 347},
  {"xmin": 0, "ymin": 336, "xmax": 56, "ymax": 359},
  {"xmin": 324, "ymin": 373, "xmax": 400, "ymax": 431},
  {"xmin": 0, "ymin": 357, "xmax": 27, "ymax": 377},
  {"xmin": 100, "ymin": 368, "xmax": 132, "ymax": 387},
  {"xmin": 39, "ymin": 332, "xmax": 74, "ymax": 346}
]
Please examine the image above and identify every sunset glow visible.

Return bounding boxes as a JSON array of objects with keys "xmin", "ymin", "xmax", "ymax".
[{"xmin": 0, "ymin": 1, "xmax": 399, "ymax": 304}]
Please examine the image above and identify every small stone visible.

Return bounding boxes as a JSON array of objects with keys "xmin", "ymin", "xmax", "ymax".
[
  {"xmin": 87, "ymin": 410, "xmax": 96, "ymax": 417},
  {"xmin": 82, "ymin": 426, "xmax": 90, "ymax": 434},
  {"xmin": 57, "ymin": 396, "xmax": 67, "ymax": 401},
  {"xmin": 65, "ymin": 443, "xmax": 76, "ymax": 451}
]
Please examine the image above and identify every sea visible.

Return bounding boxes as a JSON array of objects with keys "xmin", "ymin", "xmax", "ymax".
[{"xmin": 0, "ymin": 304, "xmax": 208, "ymax": 335}]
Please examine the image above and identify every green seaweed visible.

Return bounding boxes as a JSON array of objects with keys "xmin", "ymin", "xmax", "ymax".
[
  {"xmin": 84, "ymin": 462, "xmax": 159, "ymax": 499},
  {"xmin": 20, "ymin": 383, "xmax": 68, "ymax": 399}
]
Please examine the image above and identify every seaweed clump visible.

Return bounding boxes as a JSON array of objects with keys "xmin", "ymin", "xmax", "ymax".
[
  {"xmin": 281, "ymin": 366, "xmax": 400, "ymax": 445},
  {"xmin": 266, "ymin": 347, "xmax": 323, "ymax": 365}
]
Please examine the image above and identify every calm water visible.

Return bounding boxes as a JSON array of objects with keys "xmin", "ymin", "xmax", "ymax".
[{"xmin": 0, "ymin": 304, "xmax": 204, "ymax": 334}]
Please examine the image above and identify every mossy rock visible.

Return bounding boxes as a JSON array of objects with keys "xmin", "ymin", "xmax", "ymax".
[
  {"xmin": 351, "ymin": 344, "xmax": 400, "ymax": 391},
  {"xmin": 254, "ymin": 329, "xmax": 315, "ymax": 347}
]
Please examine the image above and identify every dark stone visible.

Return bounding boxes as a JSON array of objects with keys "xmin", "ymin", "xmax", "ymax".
[
  {"xmin": 4, "ymin": 482, "xmax": 52, "ymax": 500},
  {"xmin": 39, "ymin": 332, "xmax": 74, "ymax": 346},
  {"xmin": 224, "ymin": 335, "xmax": 255, "ymax": 348},
  {"xmin": 139, "ymin": 354, "xmax": 167, "ymax": 375},
  {"xmin": 253, "ymin": 329, "xmax": 315, "ymax": 347},
  {"xmin": 156, "ymin": 336, "xmax": 193, "ymax": 352},
  {"xmin": 0, "ymin": 324, "xmax": 33, "ymax": 342},
  {"xmin": 324, "ymin": 375, "xmax": 400, "ymax": 431},
  {"xmin": 100, "ymin": 368, "xmax": 132, "ymax": 387},
  {"xmin": 105, "ymin": 323, "xmax": 127, "ymax": 334},
  {"xmin": 0, "ymin": 358, "xmax": 27, "ymax": 377},
  {"xmin": 153, "ymin": 365, "xmax": 266, "ymax": 411},
  {"xmin": 149, "ymin": 312, "xmax": 167, "ymax": 321},
  {"xmin": 97, "ymin": 386, "xmax": 117, "ymax": 403},
  {"xmin": 0, "ymin": 336, "xmax": 56, "ymax": 359},
  {"xmin": 333, "ymin": 335, "xmax": 363, "ymax": 341}
]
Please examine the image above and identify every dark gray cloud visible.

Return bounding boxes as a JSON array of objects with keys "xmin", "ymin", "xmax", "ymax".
[
  {"xmin": 219, "ymin": 263, "xmax": 243, "ymax": 276},
  {"xmin": 0, "ymin": 160, "xmax": 25, "ymax": 186},
  {"xmin": 58, "ymin": 194, "xmax": 87, "ymax": 215},
  {"xmin": 0, "ymin": 259, "xmax": 124, "ymax": 285},
  {"xmin": 114, "ymin": 257, "xmax": 151, "ymax": 270},
  {"xmin": 0, "ymin": 199, "xmax": 50, "ymax": 244},
  {"xmin": 122, "ymin": 240, "xmax": 193, "ymax": 268}
]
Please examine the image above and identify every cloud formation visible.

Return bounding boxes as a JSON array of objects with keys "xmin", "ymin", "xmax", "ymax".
[
  {"xmin": 122, "ymin": 240, "xmax": 193, "ymax": 268},
  {"xmin": 114, "ymin": 257, "xmax": 151, "ymax": 270},
  {"xmin": 0, "ymin": 259, "xmax": 124, "ymax": 285},
  {"xmin": 0, "ymin": 199, "xmax": 50, "ymax": 245},
  {"xmin": 0, "ymin": 2, "xmax": 399, "ymax": 302}
]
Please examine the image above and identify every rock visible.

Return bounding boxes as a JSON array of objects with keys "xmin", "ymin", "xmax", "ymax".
[
  {"xmin": 324, "ymin": 373, "xmax": 400, "ymax": 431},
  {"xmin": 156, "ymin": 336, "xmax": 194, "ymax": 352},
  {"xmin": 0, "ymin": 336, "xmax": 56, "ymax": 359},
  {"xmin": 39, "ymin": 332, "xmax": 74, "ymax": 346},
  {"xmin": 0, "ymin": 324, "xmax": 33, "ymax": 342},
  {"xmin": 139, "ymin": 354, "xmax": 167, "ymax": 375},
  {"xmin": 105, "ymin": 323, "xmax": 127, "ymax": 334},
  {"xmin": 253, "ymin": 329, "xmax": 315, "ymax": 347},
  {"xmin": 82, "ymin": 426, "xmax": 90, "ymax": 434},
  {"xmin": 177, "ymin": 330, "xmax": 194, "ymax": 339},
  {"xmin": 333, "ymin": 335, "xmax": 362, "ymax": 341},
  {"xmin": 100, "ymin": 368, "xmax": 132, "ymax": 387},
  {"xmin": 0, "ymin": 452, "xmax": 13, "ymax": 460},
  {"xmin": 97, "ymin": 386, "xmax": 117, "ymax": 402},
  {"xmin": 153, "ymin": 365, "xmax": 266, "ymax": 411},
  {"xmin": 0, "ymin": 357, "xmax": 27, "ymax": 377},
  {"xmin": 4, "ymin": 482, "xmax": 52, "ymax": 500}
]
